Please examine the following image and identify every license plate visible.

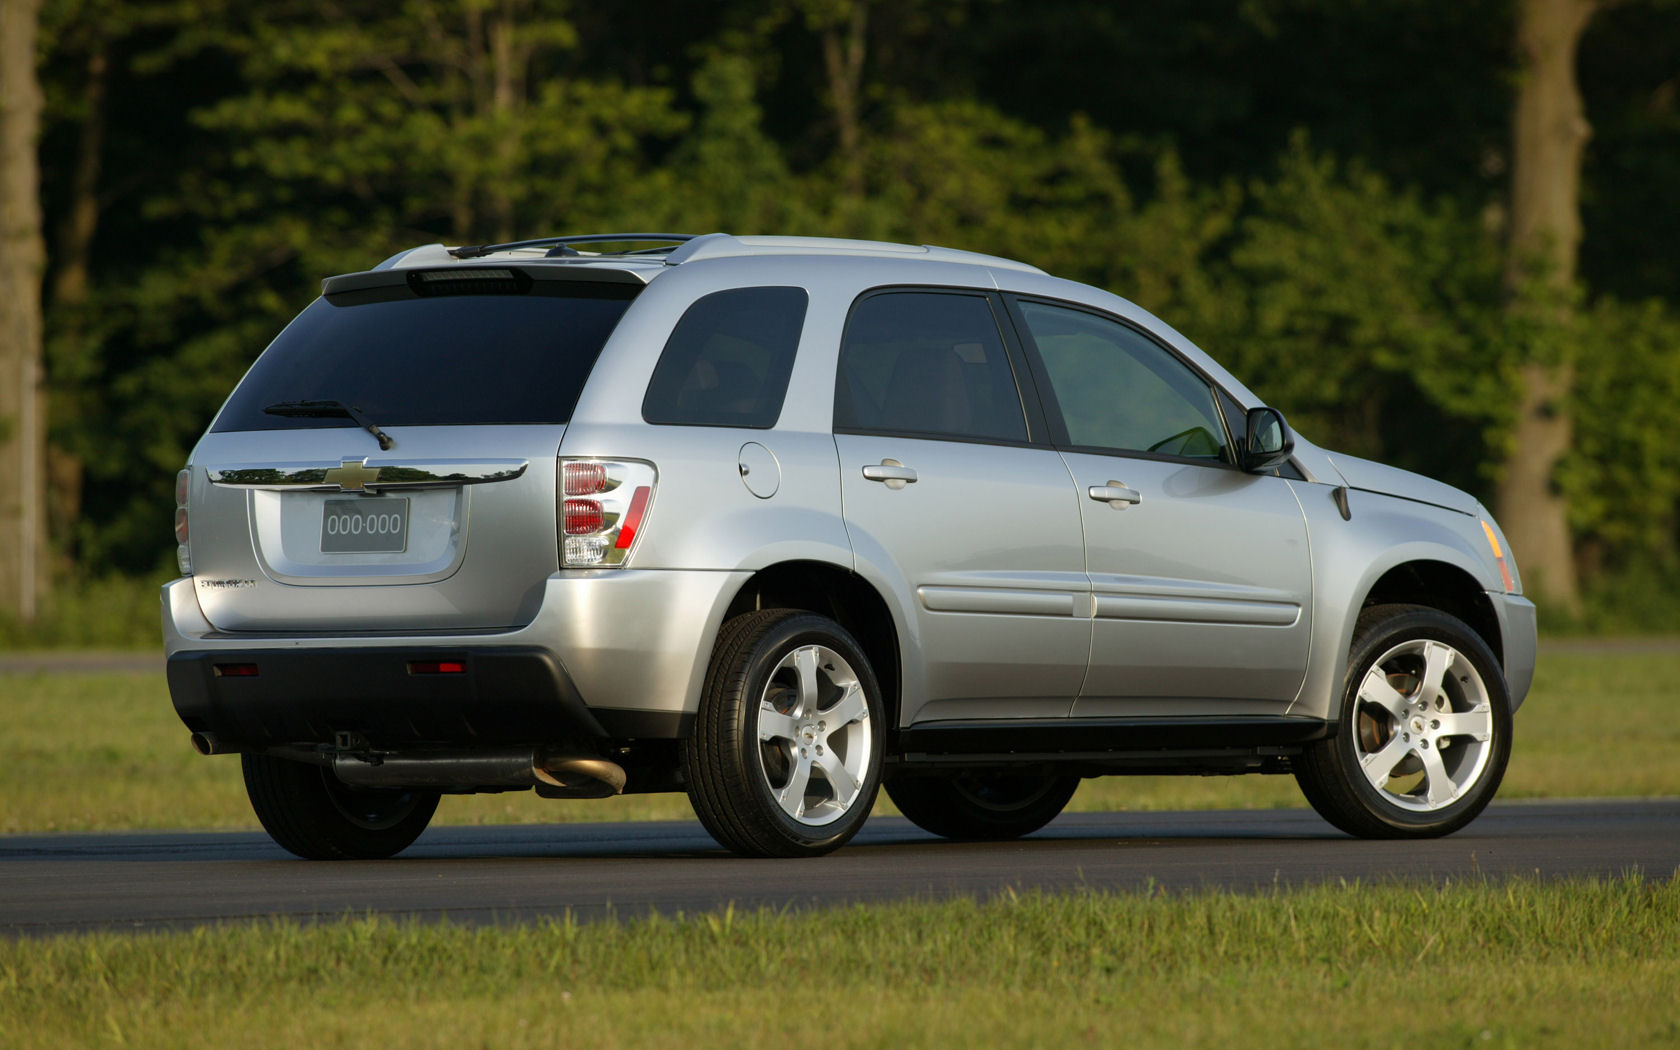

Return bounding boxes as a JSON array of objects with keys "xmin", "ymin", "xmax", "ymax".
[{"xmin": 321, "ymin": 498, "xmax": 410, "ymax": 553}]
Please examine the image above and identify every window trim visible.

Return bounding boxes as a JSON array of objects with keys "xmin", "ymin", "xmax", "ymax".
[{"xmin": 831, "ymin": 285, "xmax": 1053, "ymax": 448}]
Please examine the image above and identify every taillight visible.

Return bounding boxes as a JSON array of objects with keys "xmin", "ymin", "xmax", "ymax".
[
  {"xmin": 562, "ymin": 461, "xmax": 607, "ymax": 495},
  {"xmin": 559, "ymin": 459, "xmax": 656, "ymax": 567},
  {"xmin": 175, "ymin": 468, "xmax": 193, "ymax": 575},
  {"xmin": 563, "ymin": 499, "xmax": 604, "ymax": 535}
]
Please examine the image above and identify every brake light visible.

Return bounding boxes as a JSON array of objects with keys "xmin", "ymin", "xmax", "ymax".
[
  {"xmin": 175, "ymin": 468, "xmax": 193, "ymax": 575},
  {"xmin": 558, "ymin": 459, "xmax": 656, "ymax": 567},
  {"xmin": 563, "ymin": 499, "xmax": 604, "ymax": 535}
]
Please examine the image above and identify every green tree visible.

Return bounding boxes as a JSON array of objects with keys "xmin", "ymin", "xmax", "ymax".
[
  {"xmin": 1213, "ymin": 138, "xmax": 1508, "ymax": 492},
  {"xmin": 54, "ymin": 0, "xmax": 689, "ymax": 571}
]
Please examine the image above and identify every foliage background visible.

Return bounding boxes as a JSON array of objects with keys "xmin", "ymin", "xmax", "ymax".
[{"xmin": 19, "ymin": 0, "xmax": 1680, "ymax": 639}]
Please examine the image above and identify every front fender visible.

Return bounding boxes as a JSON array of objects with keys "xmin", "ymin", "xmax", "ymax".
[{"xmin": 1288, "ymin": 482, "xmax": 1504, "ymax": 721}]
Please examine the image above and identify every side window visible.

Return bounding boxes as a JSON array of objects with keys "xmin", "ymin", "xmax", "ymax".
[
  {"xmin": 834, "ymin": 291, "xmax": 1028, "ymax": 443},
  {"xmin": 642, "ymin": 287, "xmax": 808, "ymax": 428},
  {"xmin": 1017, "ymin": 300, "xmax": 1230, "ymax": 462}
]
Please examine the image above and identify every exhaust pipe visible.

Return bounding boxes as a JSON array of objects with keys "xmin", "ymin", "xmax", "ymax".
[
  {"xmin": 331, "ymin": 748, "xmax": 626, "ymax": 797},
  {"xmin": 535, "ymin": 755, "xmax": 628, "ymax": 799},
  {"xmin": 190, "ymin": 732, "xmax": 225, "ymax": 756}
]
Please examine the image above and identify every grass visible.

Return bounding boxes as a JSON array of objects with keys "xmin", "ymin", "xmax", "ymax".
[
  {"xmin": 0, "ymin": 574, "xmax": 169, "ymax": 650},
  {"xmin": 2, "ymin": 877, "xmax": 1677, "ymax": 1048},
  {"xmin": 1, "ymin": 647, "xmax": 1676, "ymax": 835}
]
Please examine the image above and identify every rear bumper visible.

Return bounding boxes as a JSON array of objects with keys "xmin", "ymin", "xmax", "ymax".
[
  {"xmin": 161, "ymin": 568, "xmax": 746, "ymax": 748},
  {"xmin": 168, "ymin": 646, "xmax": 610, "ymax": 750}
]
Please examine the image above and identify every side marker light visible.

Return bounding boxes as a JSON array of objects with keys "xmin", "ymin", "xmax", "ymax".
[{"xmin": 1481, "ymin": 520, "xmax": 1516, "ymax": 592}]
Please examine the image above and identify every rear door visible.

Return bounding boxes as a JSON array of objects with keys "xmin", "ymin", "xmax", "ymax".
[
  {"xmin": 833, "ymin": 289, "xmax": 1090, "ymax": 725},
  {"xmin": 1006, "ymin": 296, "xmax": 1312, "ymax": 717},
  {"xmin": 185, "ymin": 269, "xmax": 640, "ymax": 631}
]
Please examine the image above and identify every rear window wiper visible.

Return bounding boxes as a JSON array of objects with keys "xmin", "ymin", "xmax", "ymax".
[{"xmin": 263, "ymin": 400, "xmax": 395, "ymax": 450}]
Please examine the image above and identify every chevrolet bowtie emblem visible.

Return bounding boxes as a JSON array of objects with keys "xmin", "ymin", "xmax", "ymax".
[{"xmin": 322, "ymin": 458, "xmax": 381, "ymax": 492}]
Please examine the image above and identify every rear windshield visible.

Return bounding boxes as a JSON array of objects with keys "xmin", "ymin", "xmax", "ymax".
[{"xmin": 211, "ymin": 282, "xmax": 638, "ymax": 432}]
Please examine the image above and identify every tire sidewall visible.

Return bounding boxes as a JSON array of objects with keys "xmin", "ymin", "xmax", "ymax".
[
  {"xmin": 887, "ymin": 772, "xmax": 1079, "ymax": 841},
  {"xmin": 1333, "ymin": 607, "xmax": 1513, "ymax": 835},
  {"xmin": 731, "ymin": 615, "xmax": 885, "ymax": 850},
  {"xmin": 241, "ymin": 753, "xmax": 439, "ymax": 860}
]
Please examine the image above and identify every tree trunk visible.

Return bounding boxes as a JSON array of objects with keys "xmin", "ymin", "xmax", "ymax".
[
  {"xmin": 819, "ymin": 1, "xmax": 868, "ymax": 206},
  {"xmin": 0, "ymin": 0, "xmax": 47, "ymax": 621},
  {"xmin": 1495, "ymin": 0, "xmax": 1598, "ymax": 615},
  {"xmin": 51, "ymin": 38, "xmax": 105, "ymax": 310},
  {"xmin": 45, "ymin": 37, "xmax": 107, "ymax": 562}
]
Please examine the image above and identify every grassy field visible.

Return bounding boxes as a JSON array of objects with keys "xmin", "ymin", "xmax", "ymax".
[
  {"xmin": 4, "ymin": 656, "xmax": 1677, "ymax": 1048},
  {"xmin": 2, "ymin": 647, "xmax": 1676, "ymax": 834},
  {"xmin": 2, "ymin": 877, "xmax": 1677, "ymax": 1049}
]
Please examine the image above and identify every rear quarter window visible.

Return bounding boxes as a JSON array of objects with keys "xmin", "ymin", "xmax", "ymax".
[{"xmin": 640, "ymin": 287, "xmax": 809, "ymax": 429}]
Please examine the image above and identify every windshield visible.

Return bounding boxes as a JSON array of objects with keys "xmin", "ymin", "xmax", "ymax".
[{"xmin": 211, "ymin": 281, "xmax": 638, "ymax": 431}]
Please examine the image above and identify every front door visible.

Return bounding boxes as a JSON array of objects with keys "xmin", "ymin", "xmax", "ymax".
[{"xmin": 1008, "ymin": 297, "xmax": 1313, "ymax": 717}]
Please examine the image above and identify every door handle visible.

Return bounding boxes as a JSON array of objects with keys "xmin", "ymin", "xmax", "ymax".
[
  {"xmin": 1088, "ymin": 482, "xmax": 1141, "ymax": 508},
  {"xmin": 862, "ymin": 459, "xmax": 917, "ymax": 489}
]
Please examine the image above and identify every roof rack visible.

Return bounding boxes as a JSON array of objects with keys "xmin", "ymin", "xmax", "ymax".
[
  {"xmin": 662, "ymin": 234, "xmax": 1046, "ymax": 274},
  {"xmin": 448, "ymin": 233, "xmax": 697, "ymax": 260}
]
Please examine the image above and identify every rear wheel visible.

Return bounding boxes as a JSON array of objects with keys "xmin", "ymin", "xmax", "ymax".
[
  {"xmin": 684, "ymin": 609, "xmax": 884, "ymax": 858},
  {"xmin": 1295, "ymin": 604, "xmax": 1511, "ymax": 838},
  {"xmin": 242, "ymin": 753, "xmax": 439, "ymax": 860},
  {"xmin": 887, "ymin": 772, "xmax": 1079, "ymax": 840}
]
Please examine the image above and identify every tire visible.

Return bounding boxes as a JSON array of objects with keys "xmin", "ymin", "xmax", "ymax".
[
  {"xmin": 684, "ymin": 609, "xmax": 885, "ymax": 858},
  {"xmin": 1295, "ymin": 604, "xmax": 1512, "ymax": 839},
  {"xmin": 242, "ymin": 753, "xmax": 440, "ymax": 860},
  {"xmin": 886, "ymin": 772, "xmax": 1079, "ymax": 841}
]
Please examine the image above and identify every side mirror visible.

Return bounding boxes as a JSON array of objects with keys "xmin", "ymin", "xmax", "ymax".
[{"xmin": 1241, "ymin": 407, "xmax": 1294, "ymax": 474}]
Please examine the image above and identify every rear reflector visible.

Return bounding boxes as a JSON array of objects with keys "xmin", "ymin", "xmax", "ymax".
[
  {"xmin": 213, "ymin": 663, "xmax": 259, "ymax": 678},
  {"xmin": 615, "ymin": 486, "xmax": 652, "ymax": 550},
  {"xmin": 409, "ymin": 660, "xmax": 466, "ymax": 675}
]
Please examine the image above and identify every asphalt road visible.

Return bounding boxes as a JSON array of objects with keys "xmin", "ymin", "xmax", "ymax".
[{"xmin": 2, "ymin": 799, "xmax": 1675, "ymax": 936}]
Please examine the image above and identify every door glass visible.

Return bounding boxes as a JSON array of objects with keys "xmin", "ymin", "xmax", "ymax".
[
  {"xmin": 836, "ymin": 292, "xmax": 1028, "ymax": 443},
  {"xmin": 1018, "ymin": 301, "xmax": 1230, "ymax": 462}
]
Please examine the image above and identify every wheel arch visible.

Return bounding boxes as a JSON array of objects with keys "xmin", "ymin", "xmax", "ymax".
[
  {"xmin": 1359, "ymin": 559, "xmax": 1502, "ymax": 666},
  {"xmin": 721, "ymin": 560, "xmax": 903, "ymax": 731}
]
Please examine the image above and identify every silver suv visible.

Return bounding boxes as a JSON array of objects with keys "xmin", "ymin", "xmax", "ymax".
[{"xmin": 164, "ymin": 233, "xmax": 1537, "ymax": 859}]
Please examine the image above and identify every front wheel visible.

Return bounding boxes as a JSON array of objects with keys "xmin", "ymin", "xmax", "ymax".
[
  {"xmin": 684, "ymin": 609, "xmax": 884, "ymax": 858},
  {"xmin": 886, "ymin": 772, "xmax": 1079, "ymax": 841},
  {"xmin": 1295, "ymin": 604, "xmax": 1512, "ymax": 838},
  {"xmin": 242, "ymin": 753, "xmax": 439, "ymax": 860}
]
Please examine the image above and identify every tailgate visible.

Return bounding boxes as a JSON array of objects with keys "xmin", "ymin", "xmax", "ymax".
[{"xmin": 186, "ymin": 425, "xmax": 564, "ymax": 631}]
